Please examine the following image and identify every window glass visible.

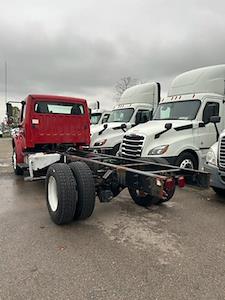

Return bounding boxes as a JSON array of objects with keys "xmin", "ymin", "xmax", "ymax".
[
  {"xmin": 101, "ymin": 113, "xmax": 110, "ymax": 123},
  {"xmin": 154, "ymin": 100, "xmax": 201, "ymax": 120},
  {"xmin": 91, "ymin": 113, "xmax": 102, "ymax": 124},
  {"xmin": 35, "ymin": 102, "xmax": 84, "ymax": 115},
  {"xmin": 203, "ymin": 102, "xmax": 219, "ymax": 124},
  {"xmin": 136, "ymin": 110, "xmax": 151, "ymax": 124},
  {"xmin": 107, "ymin": 108, "xmax": 134, "ymax": 123}
]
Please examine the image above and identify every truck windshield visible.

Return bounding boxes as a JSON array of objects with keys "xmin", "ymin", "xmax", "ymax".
[
  {"xmin": 107, "ymin": 108, "xmax": 134, "ymax": 123},
  {"xmin": 153, "ymin": 100, "xmax": 201, "ymax": 120},
  {"xmin": 91, "ymin": 113, "xmax": 102, "ymax": 125}
]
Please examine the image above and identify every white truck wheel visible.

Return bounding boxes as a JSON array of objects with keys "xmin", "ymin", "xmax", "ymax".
[{"xmin": 46, "ymin": 163, "xmax": 77, "ymax": 225}]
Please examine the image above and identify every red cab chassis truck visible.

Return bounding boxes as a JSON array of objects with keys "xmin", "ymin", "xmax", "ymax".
[{"xmin": 8, "ymin": 94, "xmax": 210, "ymax": 225}]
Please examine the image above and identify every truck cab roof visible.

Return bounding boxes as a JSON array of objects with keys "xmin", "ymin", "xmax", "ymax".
[
  {"xmin": 119, "ymin": 82, "xmax": 160, "ymax": 106},
  {"xmin": 26, "ymin": 94, "xmax": 87, "ymax": 104},
  {"xmin": 168, "ymin": 65, "xmax": 225, "ymax": 97},
  {"xmin": 162, "ymin": 92, "xmax": 224, "ymax": 103}
]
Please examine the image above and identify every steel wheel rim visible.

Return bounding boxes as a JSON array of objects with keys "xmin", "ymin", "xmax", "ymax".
[
  {"xmin": 180, "ymin": 159, "xmax": 194, "ymax": 169},
  {"xmin": 48, "ymin": 176, "xmax": 58, "ymax": 212}
]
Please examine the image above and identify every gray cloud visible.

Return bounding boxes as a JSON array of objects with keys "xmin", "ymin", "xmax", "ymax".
[{"xmin": 0, "ymin": 0, "xmax": 225, "ymax": 119}]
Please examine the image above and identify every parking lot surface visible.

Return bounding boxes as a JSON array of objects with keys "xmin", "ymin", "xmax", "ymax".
[{"xmin": 1, "ymin": 138, "xmax": 225, "ymax": 300}]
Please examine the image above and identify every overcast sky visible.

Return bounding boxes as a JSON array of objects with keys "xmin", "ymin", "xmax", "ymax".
[{"xmin": 0, "ymin": 0, "xmax": 225, "ymax": 120}]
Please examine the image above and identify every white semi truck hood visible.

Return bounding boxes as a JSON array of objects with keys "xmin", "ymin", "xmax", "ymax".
[
  {"xmin": 90, "ymin": 122, "xmax": 125, "ymax": 147},
  {"xmin": 121, "ymin": 119, "xmax": 196, "ymax": 157},
  {"xmin": 127, "ymin": 120, "xmax": 192, "ymax": 136}
]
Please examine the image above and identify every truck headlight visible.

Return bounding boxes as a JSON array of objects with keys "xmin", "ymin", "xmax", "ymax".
[
  {"xmin": 94, "ymin": 139, "xmax": 107, "ymax": 146},
  {"xmin": 148, "ymin": 145, "xmax": 169, "ymax": 155},
  {"xmin": 206, "ymin": 149, "xmax": 216, "ymax": 166}
]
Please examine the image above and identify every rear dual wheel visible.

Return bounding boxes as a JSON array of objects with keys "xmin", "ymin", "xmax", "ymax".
[
  {"xmin": 46, "ymin": 163, "xmax": 77, "ymax": 225},
  {"xmin": 69, "ymin": 162, "xmax": 96, "ymax": 220},
  {"xmin": 46, "ymin": 162, "xmax": 95, "ymax": 225}
]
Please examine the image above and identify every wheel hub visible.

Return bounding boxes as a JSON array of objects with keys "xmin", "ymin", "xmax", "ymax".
[
  {"xmin": 180, "ymin": 159, "xmax": 194, "ymax": 169},
  {"xmin": 48, "ymin": 176, "xmax": 58, "ymax": 212}
]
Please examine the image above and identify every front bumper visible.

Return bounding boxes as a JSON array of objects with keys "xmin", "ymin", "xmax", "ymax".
[
  {"xmin": 91, "ymin": 147, "xmax": 114, "ymax": 155},
  {"xmin": 120, "ymin": 154, "xmax": 177, "ymax": 166},
  {"xmin": 204, "ymin": 162, "xmax": 225, "ymax": 189}
]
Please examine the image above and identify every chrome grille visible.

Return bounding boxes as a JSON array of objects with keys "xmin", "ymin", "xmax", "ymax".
[
  {"xmin": 219, "ymin": 136, "xmax": 225, "ymax": 168},
  {"xmin": 121, "ymin": 134, "xmax": 144, "ymax": 158}
]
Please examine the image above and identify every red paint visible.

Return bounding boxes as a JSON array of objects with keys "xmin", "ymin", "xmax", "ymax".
[
  {"xmin": 12, "ymin": 94, "xmax": 90, "ymax": 164},
  {"xmin": 165, "ymin": 178, "xmax": 175, "ymax": 191},
  {"xmin": 178, "ymin": 176, "xmax": 186, "ymax": 188}
]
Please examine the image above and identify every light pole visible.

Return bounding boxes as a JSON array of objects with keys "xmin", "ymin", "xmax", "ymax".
[{"xmin": 5, "ymin": 61, "xmax": 7, "ymax": 104}]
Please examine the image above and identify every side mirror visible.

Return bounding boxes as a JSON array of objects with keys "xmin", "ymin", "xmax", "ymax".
[
  {"xmin": 210, "ymin": 116, "xmax": 221, "ymax": 123},
  {"xmin": 98, "ymin": 123, "xmax": 108, "ymax": 135},
  {"xmin": 209, "ymin": 115, "xmax": 220, "ymax": 141},
  {"xmin": 101, "ymin": 115, "xmax": 109, "ymax": 124},
  {"xmin": 165, "ymin": 123, "xmax": 172, "ymax": 130},
  {"xmin": 6, "ymin": 103, "xmax": 13, "ymax": 118},
  {"xmin": 121, "ymin": 123, "xmax": 127, "ymax": 130},
  {"xmin": 121, "ymin": 123, "xmax": 127, "ymax": 132}
]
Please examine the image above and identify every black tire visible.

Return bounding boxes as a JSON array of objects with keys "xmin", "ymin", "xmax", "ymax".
[
  {"xmin": 12, "ymin": 148, "xmax": 23, "ymax": 175},
  {"xmin": 69, "ymin": 161, "xmax": 96, "ymax": 220},
  {"xmin": 175, "ymin": 152, "xmax": 198, "ymax": 169},
  {"xmin": 46, "ymin": 163, "xmax": 77, "ymax": 225},
  {"xmin": 212, "ymin": 187, "xmax": 225, "ymax": 197},
  {"xmin": 128, "ymin": 187, "xmax": 155, "ymax": 207}
]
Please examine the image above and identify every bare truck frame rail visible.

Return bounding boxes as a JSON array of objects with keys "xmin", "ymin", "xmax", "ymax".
[{"xmin": 43, "ymin": 149, "xmax": 209, "ymax": 225}]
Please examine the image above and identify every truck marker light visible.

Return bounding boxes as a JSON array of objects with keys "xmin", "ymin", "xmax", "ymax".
[
  {"xmin": 32, "ymin": 119, "xmax": 39, "ymax": 125},
  {"xmin": 178, "ymin": 176, "xmax": 185, "ymax": 188}
]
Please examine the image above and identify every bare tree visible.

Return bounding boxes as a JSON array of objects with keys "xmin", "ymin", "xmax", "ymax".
[{"xmin": 114, "ymin": 76, "xmax": 139, "ymax": 100}]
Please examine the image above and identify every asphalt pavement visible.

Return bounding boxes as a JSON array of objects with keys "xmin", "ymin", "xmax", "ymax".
[{"xmin": 0, "ymin": 138, "xmax": 225, "ymax": 300}]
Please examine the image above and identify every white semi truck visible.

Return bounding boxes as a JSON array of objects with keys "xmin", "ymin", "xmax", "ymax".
[
  {"xmin": 89, "ymin": 101, "xmax": 111, "ymax": 128},
  {"xmin": 119, "ymin": 65, "xmax": 225, "ymax": 170},
  {"xmin": 91, "ymin": 108, "xmax": 111, "ymax": 126},
  {"xmin": 90, "ymin": 82, "xmax": 160, "ymax": 155}
]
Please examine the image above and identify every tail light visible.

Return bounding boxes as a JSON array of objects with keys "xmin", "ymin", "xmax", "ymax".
[
  {"xmin": 165, "ymin": 178, "xmax": 175, "ymax": 191},
  {"xmin": 178, "ymin": 176, "xmax": 185, "ymax": 188}
]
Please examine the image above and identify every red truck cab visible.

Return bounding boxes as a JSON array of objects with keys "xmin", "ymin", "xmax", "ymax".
[{"xmin": 11, "ymin": 94, "xmax": 90, "ymax": 173}]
